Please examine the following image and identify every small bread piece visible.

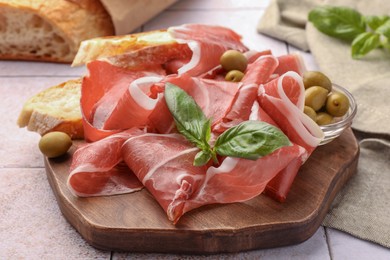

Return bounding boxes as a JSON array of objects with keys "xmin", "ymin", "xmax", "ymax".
[
  {"xmin": 17, "ymin": 79, "xmax": 83, "ymax": 139},
  {"xmin": 0, "ymin": 0, "xmax": 114, "ymax": 63}
]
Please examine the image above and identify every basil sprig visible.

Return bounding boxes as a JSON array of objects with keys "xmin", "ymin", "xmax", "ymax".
[
  {"xmin": 164, "ymin": 83, "xmax": 291, "ymax": 166},
  {"xmin": 308, "ymin": 6, "xmax": 390, "ymax": 59}
]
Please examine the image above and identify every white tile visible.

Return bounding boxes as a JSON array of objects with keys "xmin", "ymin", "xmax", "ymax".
[
  {"xmin": 0, "ymin": 77, "xmax": 76, "ymax": 167},
  {"xmin": 170, "ymin": 0, "xmax": 271, "ymax": 10},
  {"xmin": 326, "ymin": 228, "xmax": 390, "ymax": 260},
  {"xmin": 0, "ymin": 61, "xmax": 86, "ymax": 77},
  {"xmin": 143, "ymin": 10, "xmax": 288, "ymax": 56},
  {"xmin": 0, "ymin": 168, "xmax": 110, "ymax": 259},
  {"xmin": 113, "ymin": 227, "xmax": 330, "ymax": 259}
]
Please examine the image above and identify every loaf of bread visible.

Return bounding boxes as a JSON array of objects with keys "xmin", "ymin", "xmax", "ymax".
[
  {"xmin": 17, "ymin": 79, "xmax": 84, "ymax": 139},
  {"xmin": 0, "ymin": 0, "xmax": 114, "ymax": 63}
]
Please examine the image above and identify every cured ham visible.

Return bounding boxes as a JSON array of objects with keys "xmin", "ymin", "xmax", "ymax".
[
  {"xmin": 258, "ymin": 71, "xmax": 323, "ymax": 153},
  {"xmin": 81, "ymin": 61, "xmax": 163, "ymax": 142},
  {"xmin": 213, "ymin": 55, "xmax": 279, "ymax": 132},
  {"xmin": 68, "ymin": 128, "xmax": 144, "ymax": 197},
  {"xmin": 258, "ymin": 71, "xmax": 324, "ymax": 201},
  {"xmin": 121, "ymin": 133, "xmax": 204, "ymax": 223},
  {"xmin": 274, "ymin": 53, "xmax": 306, "ymax": 76},
  {"xmin": 148, "ymin": 73, "xmax": 240, "ymax": 134},
  {"xmin": 66, "ymin": 24, "xmax": 325, "ymax": 224},
  {"xmin": 121, "ymin": 130, "xmax": 305, "ymax": 223},
  {"xmin": 168, "ymin": 24, "xmax": 248, "ymax": 76}
]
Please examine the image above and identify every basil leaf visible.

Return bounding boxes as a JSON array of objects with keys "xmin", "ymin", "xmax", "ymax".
[
  {"xmin": 308, "ymin": 6, "xmax": 366, "ymax": 42},
  {"xmin": 376, "ymin": 20, "xmax": 390, "ymax": 39},
  {"xmin": 214, "ymin": 121, "xmax": 291, "ymax": 160},
  {"xmin": 351, "ymin": 32, "xmax": 381, "ymax": 59},
  {"xmin": 365, "ymin": 15, "xmax": 390, "ymax": 31},
  {"xmin": 164, "ymin": 83, "xmax": 210, "ymax": 149},
  {"xmin": 194, "ymin": 150, "xmax": 213, "ymax": 167}
]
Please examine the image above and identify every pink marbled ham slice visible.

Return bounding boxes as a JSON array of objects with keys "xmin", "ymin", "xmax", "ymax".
[{"xmin": 68, "ymin": 128, "xmax": 144, "ymax": 197}]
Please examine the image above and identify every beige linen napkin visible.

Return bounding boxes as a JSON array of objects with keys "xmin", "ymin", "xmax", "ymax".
[
  {"xmin": 100, "ymin": 0, "xmax": 178, "ymax": 35},
  {"xmin": 323, "ymin": 138, "xmax": 390, "ymax": 248},
  {"xmin": 258, "ymin": 0, "xmax": 390, "ymax": 248}
]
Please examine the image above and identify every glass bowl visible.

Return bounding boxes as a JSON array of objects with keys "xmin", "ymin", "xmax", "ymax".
[{"xmin": 319, "ymin": 84, "xmax": 357, "ymax": 145}]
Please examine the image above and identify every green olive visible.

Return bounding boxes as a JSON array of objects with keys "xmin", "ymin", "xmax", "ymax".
[
  {"xmin": 304, "ymin": 106, "xmax": 317, "ymax": 122},
  {"xmin": 316, "ymin": 112, "xmax": 334, "ymax": 125},
  {"xmin": 326, "ymin": 91, "xmax": 350, "ymax": 117},
  {"xmin": 303, "ymin": 71, "xmax": 332, "ymax": 92},
  {"xmin": 220, "ymin": 50, "xmax": 248, "ymax": 72},
  {"xmin": 225, "ymin": 70, "xmax": 245, "ymax": 82},
  {"xmin": 39, "ymin": 131, "xmax": 72, "ymax": 158},
  {"xmin": 304, "ymin": 86, "xmax": 329, "ymax": 111}
]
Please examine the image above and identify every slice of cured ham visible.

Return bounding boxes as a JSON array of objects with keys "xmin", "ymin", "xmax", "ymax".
[
  {"xmin": 81, "ymin": 60, "xmax": 164, "ymax": 142},
  {"xmin": 257, "ymin": 71, "xmax": 324, "ymax": 201},
  {"xmin": 121, "ymin": 133, "xmax": 204, "ymax": 223},
  {"xmin": 183, "ymin": 144, "xmax": 306, "ymax": 215},
  {"xmin": 168, "ymin": 24, "xmax": 248, "ymax": 76},
  {"xmin": 213, "ymin": 55, "xmax": 279, "ymax": 133},
  {"xmin": 273, "ymin": 53, "xmax": 306, "ymax": 76},
  {"xmin": 258, "ymin": 71, "xmax": 323, "ymax": 152},
  {"xmin": 121, "ymin": 131, "xmax": 304, "ymax": 224},
  {"xmin": 148, "ymin": 73, "xmax": 240, "ymax": 134},
  {"xmin": 68, "ymin": 128, "xmax": 144, "ymax": 197}
]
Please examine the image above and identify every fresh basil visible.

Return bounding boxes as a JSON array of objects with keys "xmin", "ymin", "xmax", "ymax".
[
  {"xmin": 352, "ymin": 32, "xmax": 381, "ymax": 59},
  {"xmin": 214, "ymin": 121, "xmax": 291, "ymax": 160},
  {"xmin": 365, "ymin": 15, "xmax": 390, "ymax": 31},
  {"xmin": 164, "ymin": 83, "xmax": 291, "ymax": 166},
  {"xmin": 164, "ymin": 83, "xmax": 211, "ymax": 150},
  {"xmin": 308, "ymin": 6, "xmax": 390, "ymax": 59},
  {"xmin": 308, "ymin": 6, "xmax": 365, "ymax": 42},
  {"xmin": 194, "ymin": 150, "xmax": 213, "ymax": 167},
  {"xmin": 376, "ymin": 20, "xmax": 390, "ymax": 39}
]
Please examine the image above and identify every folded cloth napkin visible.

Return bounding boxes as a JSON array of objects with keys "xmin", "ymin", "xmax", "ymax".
[
  {"xmin": 323, "ymin": 138, "xmax": 390, "ymax": 248},
  {"xmin": 258, "ymin": 0, "xmax": 390, "ymax": 248}
]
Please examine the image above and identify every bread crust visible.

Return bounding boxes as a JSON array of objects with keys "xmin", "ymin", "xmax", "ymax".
[{"xmin": 0, "ymin": 0, "xmax": 114, "ymax": 63}]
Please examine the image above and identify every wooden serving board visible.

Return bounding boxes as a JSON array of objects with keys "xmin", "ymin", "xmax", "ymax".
[{"xmin": 45, "ymin": 128, "xmax": 359, "ymax": 254}]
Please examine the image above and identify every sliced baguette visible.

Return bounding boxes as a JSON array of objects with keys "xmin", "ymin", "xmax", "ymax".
[
  {"xmin": 17, "ymin": 79, "xmax": 83, "ymax": 139},
  {"xmin": 72, "ymin": 29, "xmax": 191, "ymax": 68},
  {"xmin": 0, "ymin": 0, "xmax": 114, "ymax": 63}
]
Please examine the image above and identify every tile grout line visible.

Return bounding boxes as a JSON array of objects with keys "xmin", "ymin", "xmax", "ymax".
[{"xmin": 325, "ymin": 227, "xmax": 334, "ymax": 260}]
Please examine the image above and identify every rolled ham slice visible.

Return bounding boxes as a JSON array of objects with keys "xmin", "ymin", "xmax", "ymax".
[
  {"xmin": 258, "ymin": 71, "xmax": 324, "ymax": 201},
  {"xmin": 68, "ymin": 128, "xmax": 144, "ymax": 197}
]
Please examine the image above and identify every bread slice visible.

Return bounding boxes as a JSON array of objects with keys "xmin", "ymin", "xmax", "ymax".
[
  {"xmin": 17, "ymin": 79, "xmax": 83, "ymax": 139},
  {"xmin": 71, "ymin": 30, "xmax": 190, "ymax": 68},
  {"xmin": 0, "ymin": 0, "xmax": 114, "ymax": 63}
]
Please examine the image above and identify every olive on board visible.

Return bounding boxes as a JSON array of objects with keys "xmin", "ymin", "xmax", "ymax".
[
  {"xmin": 225, "ymin": 70, "xmax": 245, "ymax": 82},
  {"xmin": 326, "ymin": 91, "xmax": 350, "ymax": 117},
  {"xmin": 38, "ymin": 131, "xmax": 72, "ymax": 158},
  {"xmin": 303, "ymin": 71, "xmax": 332, "ymax": 92},
  {"xmin": 220, "ymin": 50, "xmax": 248, "ymax": 72},
  {"xmin": 316, "ymin": 112, "xmax": 334, "ymax": 125},
  {"xmin": 304, "ymin": 86, "xmax": 329, "ymax": 111},
  {"xmin": 304, "ymin": 106, "xmax": 317, "ymax": 121}
]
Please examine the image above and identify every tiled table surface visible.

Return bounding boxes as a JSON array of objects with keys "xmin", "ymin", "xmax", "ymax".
[{"xmin": 1, "ymin": 0, "xmax": 389, "ymax": 259}]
